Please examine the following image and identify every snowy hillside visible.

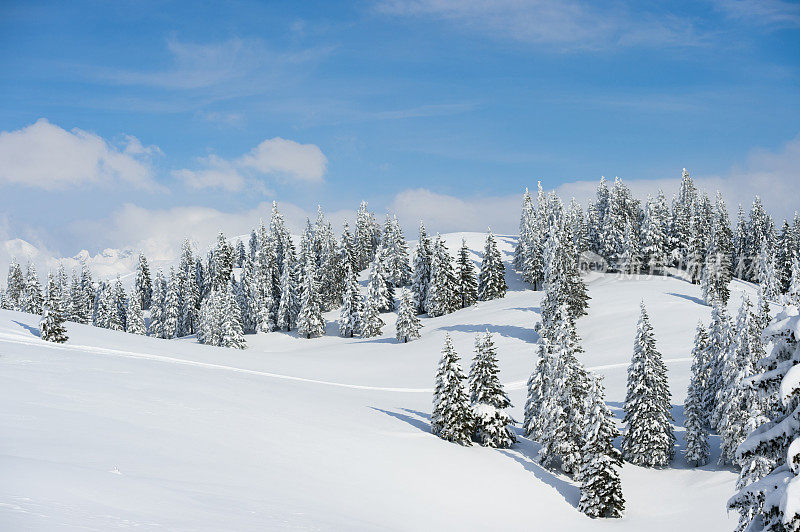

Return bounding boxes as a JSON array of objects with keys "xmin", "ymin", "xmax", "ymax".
[{"xmin": 0, "ymin": 234, "xmax": 759, "ymax": 530}]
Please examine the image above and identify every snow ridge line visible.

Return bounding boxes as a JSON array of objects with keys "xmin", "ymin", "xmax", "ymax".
[{"xmin": 0, "ymin": 332, "xmax": 691, "ymax": 393}]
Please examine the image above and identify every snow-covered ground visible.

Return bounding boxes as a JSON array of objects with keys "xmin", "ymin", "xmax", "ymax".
[{"xmin": 1, "ymin": 234, "xmax": 755, "ymax": 530}]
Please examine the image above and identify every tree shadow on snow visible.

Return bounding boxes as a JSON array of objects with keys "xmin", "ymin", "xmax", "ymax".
[
  {"xmin": 439, "ymin": 324, "xmax": 539, "ymax": 343},
  {"xmin": 666, "ymin": 292, "xmax": 708, "ymax": 307},
  {"xmin": 13, "ymin": 320, "xmax": 40, "ymax": 338},
  {"xmin": 370, "ymin": 407, "xmax": 431, "ymax": 433},
  {"xmin": 498, "ymin": 430, "xmax": 581, "ymax": 509}
]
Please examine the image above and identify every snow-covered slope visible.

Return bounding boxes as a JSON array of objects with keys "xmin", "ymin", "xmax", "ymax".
[{"xmin": 0, "ymin": 234, "xmax": 755, "ymax": 530}]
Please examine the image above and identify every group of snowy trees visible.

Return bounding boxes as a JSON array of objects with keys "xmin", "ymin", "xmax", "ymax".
[
  {"xmin": 4, "ymin": 202, "xmax": 510, "ymax": 350},
  {"xmin": 514, "ymin": 170, "xmax": 800, "ymax": 308},
  {"xmin": 432, "ymin": 331, "xmax": 516, "ymax": 449}
]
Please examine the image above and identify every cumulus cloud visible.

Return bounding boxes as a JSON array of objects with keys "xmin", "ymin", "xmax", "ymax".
[
  {"xmin": 0, "ymin": 118, "xmax": 162, "ymax": 190},
  {"xmin": 173, "ymin": 137, "xmax": 327, "ymax": 192}
]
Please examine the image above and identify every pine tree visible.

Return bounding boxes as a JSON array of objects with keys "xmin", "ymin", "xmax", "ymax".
[
  {"xmin": 621, "ymin": 303, "xmax": 675, "ymax": 467},
  {"xmin": 788, "ymin": 256, "xmax": 800, "ymax": 305},
  {"xmin": 383, "ymin": 215, "xmax": 412, "ymax": 287},
  {"xmin": 163, "ymin": 268, "xmax": 180, "ymax": 338},
  {"xmin": 641, "ymin": 191, "xmax": 669, "ymax": 274},
  {"xmin": 68, "ymin": 271, "xmax": 89, "ymax": 324},
  {"xmin": 717, "ymin": 296, "xmax": 768, "ymax": 466},
  {"xmin": 425, "ymin": 235, "xmax": 457, "ymax": 317},
  {"xmin": 410, "ymin": 222, "xmax": 432, "ymax": 313},
  {"xmin": 6, "ymin": 258, "xmax": 24, "ymax": 310},
  {"xmin": 468, "ymin": 331, "xmax": 515, "ymax": 448},
  {"xmin": 21, "ymin": 263, "xmax": 43, "ymax": 314},
  {"xmin": 40, "ymin": 274, "xmax": 68, "ymax": 343},
  {"xmin": 111, "ymin": 276, "xmax": 127, "ymax": 331},
  {"xmin": 729, "ymin": 305, "xmax": 800, "ymax": 531},
  {"xmin": 757, "ymin": 241, "xmax": 779, "ymax": 300},
  {"xmin": 219, "ymin": 281, "xmax": 246, "ymax": 349},
  {"xmin": 455, "ymin": 238, "xmax": 478, "ymax": 308},
  {"xmin": 431, "ymin": 334, "xmax": 472, "ymax": 445},
  {"xmin": 126, "ymin": 292, "xmax": 147, "ymax": 335},
  {"xmin": 135, "ymin": 252, "xmax": 152, "ymax": 310},
  {"xmin": 367, "ymin": 246, "xmax": 394, "ymax": 312},
  {"xmin": 478, "ymin": 230, "xmax": 507, "ymax": 301},
  {"xmin": 178, "ymin": 240, "xmax": 199, "ymax": 335},
  {"xmin": 704, "ymin": 299, "xmax": 733, "ymax": 423},
  {"xmin": 338, "ymin": 263, "xmax": 362, "ymax": 338},
  {"xmin": 395, "ymin": 288, "xmax": 421, "ymax": 343},
  {"xmin": 685, "ymin": 324, "xmax": 710, "ymax": 467},
  {"xmin": 360, "ymin": 287, "xmax": 384, "ymax": 338},
  {"xmin": 577, "ymin": 374, "xmax": 625, "ymax": 519},
  {"xmin": 276, "ymin": 252, "xmax": 299, "ymax": 332},
  {"xmin": 149, "ymin": 270, "xmax": 166, "ymax": 338},
  {"xmin": 297, "ymin": 258, "xmax": 326, "ymax": 339}
]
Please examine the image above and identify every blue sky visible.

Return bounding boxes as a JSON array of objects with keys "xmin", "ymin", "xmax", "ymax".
[{"xmin": 0, "ymin": 0, "xmax": 799, "ymax": 261}]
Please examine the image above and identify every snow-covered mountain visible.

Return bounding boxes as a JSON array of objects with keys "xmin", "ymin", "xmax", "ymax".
[{"xmin": 0, "ymin": 234, "xmax": 754, "ymax": 530}]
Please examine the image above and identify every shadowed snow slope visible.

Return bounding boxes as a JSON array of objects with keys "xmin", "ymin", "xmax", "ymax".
[{"xmin": 0, "ymin": 234, "xmax": 755, "ymax": 530}]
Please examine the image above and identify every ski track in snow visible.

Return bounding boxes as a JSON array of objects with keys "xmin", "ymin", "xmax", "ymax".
[{"xmin": 0, "ymin": 331, "xmax": 691, "ymax": 393}]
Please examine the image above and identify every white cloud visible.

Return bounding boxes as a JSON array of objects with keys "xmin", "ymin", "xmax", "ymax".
[
  {"xmin": 239, "ymin": 138, "xmax": 327, "ymax": 183},
  {"xmin": 712, "ymin": 0, "xmax": 800, "ymax": 28},
  {"xmin": 376, "ymin": 0, "xmax": 708, "ymax": 51},
  {"xmin": 174, "ymin": 137, "xmax": 327, "ymax": 192},
  {"xmin": 0, "ymin": 118, "xmax": 162, "ymax": 191}
]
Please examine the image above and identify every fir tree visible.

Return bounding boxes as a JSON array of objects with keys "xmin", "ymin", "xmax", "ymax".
[
  {"xmin": 40, "ymin": 274, "xmax": 68, "ymax": 343},
  {"xmin": 6, "ymin": 258, "xmax": 24, "ymax": 310},
  {"xmin": 478, "ymin": 230, "xmax": 507, "ymax": 301},
  {"xmin": 135, "ymin": 252, "xmax": 152, "ymax": 310},
  {"xmin": 276, "ymin": 253, "xmax": 299, "ymax": 332},
  {"xmin": 163, "ymin": 268, "xmax": 180, "ymax": 338},
  {"xmin": 717, "ymin": 296, "xmax": 768, "ymax": 465},
  {"xmin": 455, "ymin": 238, "xmax": 478, "ymax": 308},
  {"xmin": 126, "ymin": 292, "xmax": 147, "ymax": 335},
  {"xmin": 468, "ymin": 331, "xmax": 515, "ymax": 448},
  {"xmin": 704, "ymin": 299, "xmax": 732, "ymax": 423},
  {"xmin": 395, "ymin": 288, "xmax": 421, "ymax": 343},
  {"xmin": 410, "ymin": 222, "xmax": 432, "ymax": 313},
  {"xmin": 431, "ymin": 334, "xmax": 472, "ymax": 445},
  {"xmin": 360, "ymin": 287, "xmax": 384, "ymax": 338},
  {"xmin": 641, "ymin": 191, "xmax": 669, "ymax": 274},
  {"xmin": 21, "ymin": 263, "xmax": 43, "ymax": 314},
  {"xmin": 297, "ymin": 258, "xmax": 326, "ymax": 339},
  {"xmin": 425, "ymin": 235, "xmax": 457, "ymax": 317},
  {"xmin": 367, "ymin": 246, "xmax": 394, "ymax": 312},
  {"xmin": 577, "ymin": 374, "xmax": 625, "ymax": 519},
  {"xmin": 149, "ymin": 270, "xmax": 166, "ymax": 338},
  {"xmin": 219, "ymin": 281, "xmax": 246, "ymax": 349},
  {"xmin": 684, "ymin": 327, "xmax": 710, "ymax": 467},
  {"xmin": 338, "ymin": 263, "xmax": 362, "ymax": 338},
  {"xmin": 729, "ymin": 304, "xmax": 800, "ymax": 531},
  {"xmin": 621, "ymin": 303, "xmax": 675, "ymax": 467}
]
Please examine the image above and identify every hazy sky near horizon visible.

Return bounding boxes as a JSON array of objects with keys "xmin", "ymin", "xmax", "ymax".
[{"xmin": 1, "ymin": 0, "xmax": 799, "ymax": 260}]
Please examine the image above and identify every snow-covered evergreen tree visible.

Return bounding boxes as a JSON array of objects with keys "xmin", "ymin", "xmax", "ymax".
[
  {"xmin": 757, "ymin": 241, "xmax": 780, "ymax": 301},
  {"xmin": 219, "ymin": 281, "xmax": 246, "ymax": 349},
  {"xmin": 395, "ymin": 288, "xmax": 421, "ymax": 343},
  {"xmin": 455, "ymin": 238, "xmax": 478, "ymax": 308},
  {"xmin": 297, "ymin": 258, "xmax": 326, "ymax": 339},
  {"xmin": 478, "ymin": 230, "xmax": 507, "ymax": 301},
  {"xmin": 468, "ymin": 331, "xmax": 515, "ymax": 448},
  {"xmin": 6, "ymin": 258, "xmax": 24, "ymax": 310},
  {"xmin": 684, "ymin": 321, "xmax": 710, "ymax": 466},
  {"xmin": 21, "ymin": 263, "xmax": 43, "ymax": 314},
  {"xmin": 360, "ymin": 286, "xmax": 384, "ymax": 338},
  {"xmin": 431, "ymin": 334, "xmax": 472, "ymax": 445},
  {"xmin": 729, "ymin": 304, "xmax": 800, "ymax": 531},
  {"xmin": 641, "ymin": 191, "xmax": 669, "ymax": 274},
  {"xmin": 382, "ymin": 215, "xmax": 412, "ymax": 287},
  {"xmin": 705, "ymin": 299, "xmax": 733, "ymax": 422},
  {"xmin": 149, "ymin": 270, "xmax": 166, "ymax": 338},
  {"xmin": 162, "ymin": 268, "xmax": 180, "ymax": 338},
  {"xmin": 126, "ymin": 291, "xmax": 147, "ymax": 335},
  {"xmin": 338, "ymin": 263, "xmax": 362, "ymax": 338},
  {"xmin": 40, "ymin": 274, "xmax": 68, "ymax": 343},
  {"xmin": 367, "ymin": 246, "xmax": 394, "ymax": 312},
  {"xmin": 788, "ymin": 256, "xmax": 800, "ymax": 305},
  {"xmin": 135, "ymin": 252, "xmax": 152, "ymax": 310},
  {"xmin": 276, "ymin": 252, "xmax": 299, "ymax": 332},
  {"xmin": 717, "ymin": 296, "xmax": 768, "ymax": 465},
  {"xmin": 425, "ymin": 235, "xmax": 457, "ymax": 317},
  {"xmin": 577, "ymin": 374, "xmax": 625, "ymax": 519},
  {"xmin": 410, "ymin": 222, "xmax": 432, "ymax": 314},
  {"xmin": 621, "ymin": 303, "xmax": 675, "ymax": 467}
]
